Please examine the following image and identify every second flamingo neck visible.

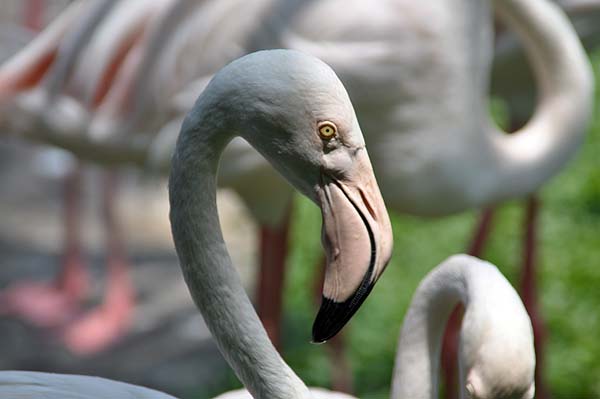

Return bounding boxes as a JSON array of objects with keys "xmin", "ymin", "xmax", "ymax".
[{"xmin": 390, "ymin": 262, "xmax": 468, "ymax": 399}]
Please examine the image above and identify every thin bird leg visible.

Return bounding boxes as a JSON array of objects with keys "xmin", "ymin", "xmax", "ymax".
[
  {"xmin": 101, "ymin": 171, "xmax": 134, "ymax": 339},
  {"xmin": 57, "ymin": 163, "xmax": 89, "ymax": 303},
  {"xmin": 61, "ymin": 171, "xmax": 134, "ymax": 355},
  {"xmin": 257, "ymin": 208, "xmax": 292, "ymax": 350},
  {"xmin": 521, "ymin": 195, "xmax": 549, "ymax": 399},
  {"xmin": 328, "ymin": 331, "xmax": 353, "ymax": 394},
  {"xmin": 0, "ymin": 164, "xmax": 88, "ymax": 327},
  {"xmin": 102, "ymin": 171, "xmax": 133, "ymax": 321},
  {"xmin": 466, "ymin": 207, "xmax": 496, "ymax": 257}
]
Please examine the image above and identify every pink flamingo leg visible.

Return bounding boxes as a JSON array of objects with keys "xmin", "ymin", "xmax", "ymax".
[
  {"xmin": 521, "ymin": 195, "xmax": 549, "ymax": 399},
  {"xmin": 466, "ymin": 208, "xmax": 495, "ymax": 256},
  {"xmin": 59, "ymin": 165, "xmax": 90, "ymax": 302},
  {"xmin": 256, "ymin": 210, "xmax": 291, "ymax": 350},
  {"xmin": 441, "ymin": 207, "xmax": 495, "ymax": 399},
  {"xmin": 0, "ymin": 165, "xmax": 88, "ymax": 327},
  {"xmin": 327, "ymin": 332, "xmax": 353, "ymax": 394},
  {"xmin": 61, "ymin": 171, "xmax": 134, "ymax": 355}
]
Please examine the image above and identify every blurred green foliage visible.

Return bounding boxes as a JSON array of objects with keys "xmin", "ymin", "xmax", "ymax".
[{"xmin": 199, "ymin": 52, "xmax": 600, "ymax": 398}]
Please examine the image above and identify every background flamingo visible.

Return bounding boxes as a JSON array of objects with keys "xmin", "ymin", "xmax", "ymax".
[{"xmin": 0, "ymin": 0, "xmax": 180, "ymax": 355}]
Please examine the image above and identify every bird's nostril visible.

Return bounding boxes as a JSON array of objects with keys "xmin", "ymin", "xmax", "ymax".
[{"xmin": 359, "ymin": 188, "xmax": 377, "ymax": 221}]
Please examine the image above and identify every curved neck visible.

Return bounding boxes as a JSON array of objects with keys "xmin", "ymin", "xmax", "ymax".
[
  {"xmin": 485, "ymin": 0, "xmax": 593, "ymax": 201},
  {"xmin": 391, "ymin": 259, "xmax": 468, "ymax": 399},
  {"xmin": 169, "ymin": 110, "xmax": 310, "ymax": 399},
  {"xmin": 390, "ymin": 256, "xmax": 525, "ymax": 399}
]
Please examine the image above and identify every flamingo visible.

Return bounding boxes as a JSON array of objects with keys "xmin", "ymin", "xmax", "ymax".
[
  {"xmin": 0, "ymin": 50, "xmax": 534, "ymax": 399},
  {"xmin": 461, "ymin": 2, "xmax": 600, "ymax": 396},
  {"xmin": 0, "ymin": 0, "xmax": 180, "ymax": 354},
  {"xmin": 0, "ymin": 0, "xmax": 591, "ymax": 392}
]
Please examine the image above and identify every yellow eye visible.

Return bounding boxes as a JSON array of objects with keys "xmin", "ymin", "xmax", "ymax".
[{"xmin": 318, "ymin": 121, "xmax": 338, "ymax": 139}]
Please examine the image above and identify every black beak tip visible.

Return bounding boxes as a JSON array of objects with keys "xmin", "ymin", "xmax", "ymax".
[
  {"xmin": 311, "ymin": 281, "xmax": 376, "ymax": 344},
  {"xmin": 311, "ymin": 297, "xmax": 345, "ymax": 343}
]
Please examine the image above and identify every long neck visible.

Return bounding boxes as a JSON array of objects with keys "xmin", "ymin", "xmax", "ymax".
[
  {"xmin": 169, "ymin": 112, "xmax": 310, "ymax": 399},
  {"xmin": 390, "ymin": 255, "xmax": 516, "ymax": 399},
  {"xmin": 390, "ymin": 260, "xmax": 468, "ymax": 399},
  {"xmin": 484, "ymin": 0, "xmax": 593, "ymax": 201}
]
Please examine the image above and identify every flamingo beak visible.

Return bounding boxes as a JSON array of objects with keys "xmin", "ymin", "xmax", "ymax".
[{"xmin": 312, "ymin": 148, "xmax": 393, "ymax": 343}]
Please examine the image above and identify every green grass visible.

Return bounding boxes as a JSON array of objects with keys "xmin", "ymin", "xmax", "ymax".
[{"xmin": 203, "ymin": 52, "xmax": 600, "ymax": 397}]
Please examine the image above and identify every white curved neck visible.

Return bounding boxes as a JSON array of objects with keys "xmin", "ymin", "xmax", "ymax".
[
  {"xmin": 390, "ymin": 260, "xmax": 467, "ymax": 399},
  {"xmin": 486, "ymin": 0, "xmax": 593, "ymax": 201},
  {"xmin": 169, "ymin": 110, "xmax": 310, "ymax": 399},
  {"xmin": 390, "ymin": 255, "xmax": 532, "ymax": 399}
]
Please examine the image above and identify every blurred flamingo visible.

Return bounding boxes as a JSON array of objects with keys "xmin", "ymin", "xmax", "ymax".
[{"xmin": 0, "ymin": 0, "xmax": 178, "ymax": 355}]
